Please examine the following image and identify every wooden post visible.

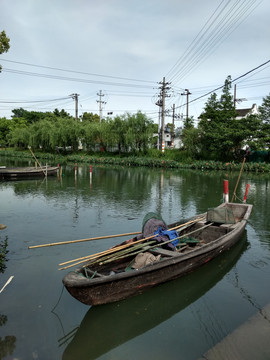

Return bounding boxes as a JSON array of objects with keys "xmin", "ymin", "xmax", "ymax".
[
  {"xmin": 223, "ymin": 180, "xmax": 229, "ymax": 203},
  {"xmin": 243, "ymin": 184, "xmax": 250, "ymax": 203}
]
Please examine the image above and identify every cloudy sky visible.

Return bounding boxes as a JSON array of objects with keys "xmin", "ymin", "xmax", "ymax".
[{"xmin": 1, "ymin": 0, "xmax": 269, "ymax": 126}]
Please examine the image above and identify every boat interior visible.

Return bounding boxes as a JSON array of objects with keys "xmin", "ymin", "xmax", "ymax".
[{"xmin": 80, "ymin": 204, "xmax": 249, "ymax": 278}]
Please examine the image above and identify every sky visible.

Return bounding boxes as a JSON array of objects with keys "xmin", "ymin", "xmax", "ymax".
[{"xmin": 0, "ymin": 0, "xmax": 270, "ymax": 127}]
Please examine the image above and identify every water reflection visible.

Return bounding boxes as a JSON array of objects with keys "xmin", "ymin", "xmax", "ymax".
[
  {"xmin": 0, "ymin": 231, "xmax": 16, "ymax": 360},
  {"xmin": 62, "ymin": 237, "xmax": 248, "ymax": 360}
]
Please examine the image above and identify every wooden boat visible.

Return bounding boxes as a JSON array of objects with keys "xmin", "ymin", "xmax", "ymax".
[
  {"xmin": 0, "ymin": 165, "xmax": 58, "ymax": 179},
  {"xmin": 62, "ymin": 237, "xmax": 248, "ymax": 359},
  {"xmin": 62, "ymin": 202, "xmax": 252, "ymax": 306}
]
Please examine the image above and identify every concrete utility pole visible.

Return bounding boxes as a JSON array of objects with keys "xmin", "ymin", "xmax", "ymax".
[
  {"xmin": 181, "ymin": 89, "xmax": 191, "ymax": 119},
  {"xmin": 171, "ymin": 103, "xmax": 175, "ymax": 149},
  {"xmin": 70, "ymin": 93, "xmax": 79, "ymax": 120},
  {"xmin": 97, "ymin": 90, "xmax": 106, "ymax": 122},
  {"xmin": 157, "ymin": 77, "xmax": 171, "ymax": 153},
  {"xmin": 234, "ymin": 84, "xmax": 237, "ymax": 108}
]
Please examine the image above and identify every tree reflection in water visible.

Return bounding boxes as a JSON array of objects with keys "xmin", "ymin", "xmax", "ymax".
[{"xmin": 0, "ymin": 231, "xmax": 16, "ymax": 360}]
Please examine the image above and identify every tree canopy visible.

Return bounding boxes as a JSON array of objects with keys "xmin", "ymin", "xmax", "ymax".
[
  {"xmin": 198, "ymin": 76, "xmax": 265, "ymax": 161},
  {"xmin": 0, "ymin": 110, "xmax": 157, "ymax": 153},
  {"xmin": 0, "ymin": 30, "xmax": 10, "ymax": 72}
]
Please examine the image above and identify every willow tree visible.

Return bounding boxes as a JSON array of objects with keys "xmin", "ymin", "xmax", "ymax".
[{"xmin": 125, "ymin": 112, "xmax": 155, "ymax": 153}]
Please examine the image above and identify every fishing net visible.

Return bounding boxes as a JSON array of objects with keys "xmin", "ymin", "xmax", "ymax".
[
  {"xmin": 207, "ymin": 207, "xmax": 235, "ymax": 224},
  {"xmin": 142, "ymin": 212, "xmax": 165, "ymax": 231}
]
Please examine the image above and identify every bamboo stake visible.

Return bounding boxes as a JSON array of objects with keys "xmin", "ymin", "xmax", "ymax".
[
  {"xmin": 87, "ymin": 219, "xmax": 209, "ymax": 266},
  {"xmin": 94, "ymin": 223, "xmax": 213, "ymax": 266},
  {"xmin": 58, "ymin": 235, "xmax": 158, "ymax": 270},
  {"xmin": 58, "ymin": 217, "xmax": 205, "ymax": 270},
  {"xmin": 28, "ymin": 147, "xmax": 46, "ymax": 176},
  {"xmin": 0, "ymin": 276, "xmax": 14, "ymax": 294},
  {"xmin": 29, "ymin": 231, "xmax": 141, "ymax": 249},
  {"xmin": 58, "ymin": 217, "xmax": 204, "ymax": 266},
  {"xmin": 231, "ymin": 157, "xmax": 246, "ymax": 203},
  {"xmin": 94, "ymin": 241, "xmax": 156, "ymax": 266}
]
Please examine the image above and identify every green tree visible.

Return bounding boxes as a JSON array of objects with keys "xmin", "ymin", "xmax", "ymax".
[
  {"xmin": 0, "ymin": 118, "xmax": 12, "ymax": 146},
  {"xmin": 258, "ymin": 93, "xmax": 270, "ymax": 149},
  {"xmin": 80, "ymin": 112, "xmax": 100, "ymax": 123},
  {"xmin": 183, "ymin": 116, "xmax": 195, "ymax": 130},
  {"xmin": 181, "ymin": 127, "xmax": 201, "ymax": 158},
  {"xmin": 53, "ymin": 109, "xmax": 71, "ymax": 118},
  {"xmin": 11, "ymin": 108, "xmax": 47, "ymax": 124},
  {"xmin": 199, "ymin": 76, "xmax": 240, "ymax": 160},
  {"xmin": 109, "ymin": 115, "xmax": 130, "ymax": 153},
  {"xmin": 0, "ymin": 31, "xmax": 10, "ymax": 72},
  {"xmin": 259, "ymin": 93, "xmax": 270, "ymax": 123},
  {"xmin": 125, "ymin": 111, "xmax": 155, "ymax": 152}
]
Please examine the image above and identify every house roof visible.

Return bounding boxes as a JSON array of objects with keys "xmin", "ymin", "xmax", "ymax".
[
  {"xmin": 236, "ymin": 103, "xmax": 258, "ymax": 118},
  {"xmin": 236, "ymin": 108, "xmax": 251, "ymax": 117}
]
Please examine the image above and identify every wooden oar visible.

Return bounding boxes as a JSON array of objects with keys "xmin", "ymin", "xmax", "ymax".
[
  {"xmin": 58, "ymin": 217, "xmax": 205, "ymax": 270},
  {"xmin": 29, "ymin": 231, "xmax": 141, "ymax": 249}
]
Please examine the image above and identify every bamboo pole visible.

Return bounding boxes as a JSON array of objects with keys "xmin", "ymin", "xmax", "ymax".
[
  {"xmin": 0, "ymin": 276, "xmax": 14, "ymax": 294},
  {"xmin": 58, "ymin": 235, "xmax": 158, "ymax": 270},
  {"xmin": 231, "ymin": 157, "xmax": 246, "ymax": 202},
  {"xmin": 58, "ymin": 217, "xmax": 205, "ymax": 270},
  {"xmin": 29, "ymin": 231, "xmax": 141, "ymax": 249},
  {"xmin": 28, "ymin": 147, "xmax": 46, "ymax": 176},
  {"xmin": 100, "ymin": 223, "xmax": 213, "ymax": 264},
  {"xmin": 59, "ymin": 217, "xmax": 204, "ymax": 266},
  {"xmin": 31, "ymin": 216, "xmax": 205, "ymax": 250}
]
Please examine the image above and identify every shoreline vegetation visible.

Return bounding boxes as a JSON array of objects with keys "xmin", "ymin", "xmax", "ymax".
[{"xmin": 0, "ymin": 149, "xmax": 270, "ymax": 173}]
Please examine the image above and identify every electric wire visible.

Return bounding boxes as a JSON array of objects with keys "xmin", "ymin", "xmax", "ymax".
[
  {"xmin": 2, "ymin": 67, "xmax": 157, "ymax": 89},
  {"xmin": 174, "ymin": 59, "xmax": 270, "ymax": 110},
  {"xmin": 167, "ymin": 0, "xmax": 262, "ymax": 87},
  {"xmin": 170, "ymin": 0, "xmax": 260, "ymax": 85},
  {"xmin": 0, "ymin": 58, "xmax": 156, "ymax": 84}
]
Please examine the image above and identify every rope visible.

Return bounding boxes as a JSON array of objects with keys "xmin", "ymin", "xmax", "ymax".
[{"xmin": 51, "ymin": 284, "xmax": 65, "ymax": 313}]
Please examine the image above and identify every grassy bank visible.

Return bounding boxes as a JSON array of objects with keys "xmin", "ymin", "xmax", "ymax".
[{"xmin": 1, "ymin": 149, "xmax": 270, "ymax": 172}]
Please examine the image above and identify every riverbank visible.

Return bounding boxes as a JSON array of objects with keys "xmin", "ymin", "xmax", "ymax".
[{"xmin": 1, "ymin": 148, "xmax": 270, "ymax": 172}]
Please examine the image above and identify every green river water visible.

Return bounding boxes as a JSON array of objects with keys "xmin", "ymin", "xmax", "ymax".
[{"xmin": 0, "ymin": 158, "xmax": 269, "ymax": 360}]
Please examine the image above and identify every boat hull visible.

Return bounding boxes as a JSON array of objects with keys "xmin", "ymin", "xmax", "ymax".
[
  {"xmin": 0, "ymin": 166, "xmax": 58, "ymax": 179},
  {"xmin": 63, "ymin": 203, "xmax": 252, "ymax": 305}
]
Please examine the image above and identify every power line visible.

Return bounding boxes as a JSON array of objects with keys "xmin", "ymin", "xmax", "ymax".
[
  {"xmin": 0, "ymin": 96, "xmax": 71, "ymax": 104},
  {"xmin": 175, "ymin": 59, "xmax": 270, "ymax": 110},
  {"xmin": 0, "ymin": 58, "xmax": 156, "ymax": 84},
  {"xmin": 2, "ymin": 67, "xmax": 157, "ymax": 89},
  {"xmin": 167, "ymin": 0, "xmax": 262, "ymax": 86}
]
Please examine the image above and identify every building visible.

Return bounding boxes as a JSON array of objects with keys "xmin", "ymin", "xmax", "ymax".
[{"xmin": 235, "ymin": 104, "xmax": 258, "ymax": 119}]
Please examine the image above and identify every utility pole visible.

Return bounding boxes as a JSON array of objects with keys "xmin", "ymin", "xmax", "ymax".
[
  {"xmin": 157, "ymin": 77, "xmax": 171, "ymax": 153},
  {"xmin": 233, "ymin": 84, "xmax": 246, "ymax": 108},
  {"xmin": 171, "ymin": 104, "xmax": 175, "ymax": 149},
  {"xmin": 96, "ymin": 90, "xmax": 106, "ymax": 122},
  {"xmin": 70, "ymin": 93, "xmax": 79, "ymax": 120},
  {"xmin": 234, "ymin": 84, "xmax": 237, "ymax": 108},
  {"xmin": 181, "ymin": 89, "xmax": 191, "ymax": 119}
]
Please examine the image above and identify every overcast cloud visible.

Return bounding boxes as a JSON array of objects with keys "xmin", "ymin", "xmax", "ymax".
[{"xmin": 1, "ymin": 0, "xmax": 269, "ymax": 124}]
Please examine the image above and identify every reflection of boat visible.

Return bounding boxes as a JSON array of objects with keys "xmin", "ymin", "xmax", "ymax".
[
  {"xmin": 62, "ymin": 236, "xmax": 248, "ymax": 360},
  {"xmin": 63, "ymin": 202, "xmax": 252, "ymax": 305},
  {"xmin": 0, "ymin": 166, "xmax": 58, "ymax": 179}
]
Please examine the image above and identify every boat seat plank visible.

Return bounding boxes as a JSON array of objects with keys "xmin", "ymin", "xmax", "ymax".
[
  {"xmin": 84, "ymin": 268, "xmax": 104, "ymax": 278},
  {"xmin": 150, "ymin": 248, "xmax": 179, "ymax": 257}
]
